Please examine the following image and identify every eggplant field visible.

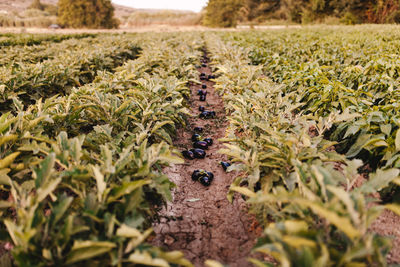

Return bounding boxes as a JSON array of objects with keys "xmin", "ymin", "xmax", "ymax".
[{"xmin": 1, "ymin": 26, "xmax": 400, "ymax": 267}]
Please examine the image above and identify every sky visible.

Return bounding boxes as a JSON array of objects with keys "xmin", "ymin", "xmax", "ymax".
[{"xmin": 112, "ymin": 0, "xmax": 208, "ymax": 12}]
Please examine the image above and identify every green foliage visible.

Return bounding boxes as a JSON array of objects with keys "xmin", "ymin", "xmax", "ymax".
[
  {"xmin": 57, "ymin": 0, "xmax": 119, "ymax": 29},
  {"xmin": 29, "ymin": 0, "xmax": 45, "ymax": 11},
  {"xmin": 127, "ymin": 10, "xmax": 201, "ymax": 26},
  {"xmin": 204, "ymin": 0, "xmax": 400, "ymax": 24},
  {"xmin": 0, "ymin": 32, "xmax": 202, "ymax": 266},
  {"xmin": 205, "ymin": 27, "xmax": 400, "ymax": 266},
  {"xmin": 0, "ymin": 34, "xmax": 140, "ymax": 112},
  {"xmin": 203, "ymin": 0, "xmax": 242, "ymax": 27}
]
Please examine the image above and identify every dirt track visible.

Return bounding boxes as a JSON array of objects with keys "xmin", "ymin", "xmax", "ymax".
[{"xmin": 152, "ymin": 54, "xmax": 259, "ymax": 266}]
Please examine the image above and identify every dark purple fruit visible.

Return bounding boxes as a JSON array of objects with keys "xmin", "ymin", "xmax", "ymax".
[
  {"xmin": 202, "ymin": 64, "xmax": 207, "ymax": 68},
  {"xmin": 199, "ymin": 111, "xmax": 209, "ymax": 119},
  {"xmin": 200, "ymin": 95, "xmax": 206, "ymax": 101},
  {"xmin": 182, "ymin": 150, "xmax": 195, "ymax": 160},
  {"xmin": 192, "ymin": 169, "xmax": 207, "ymax": 181},
  {"xmin": 220, "ymin": 161, "xmax": 231, "ymax": 171},
  {"xmin": 192, "ymin": 170, "xmax": 202, "ymax": 181},
  {"xmin": 202, "ymin": 84, "xmax": 207, "ymax": 89},
  {"xmin": 194, "ymin": 127, "xmax": 203, "ymax": 132},
  {"xmin": 194, "ymin": 141, "xmax": 208, "ymax": 150},
  {"xmin": 200, "ymin": 111, "xmax": 215, "ymax": 119},
  {"xmin": 199, "ymin": 106, "xmax": 205, "ymax": 112},
  {"xmin": 199, "ymin": 176, "xmax": 211, "ymax": 186},
  {"xmin": 192, "ymin": 134, "xmax": 202, "ymax": 142},
  {"xmin": 200, "ymin": 72, "xmax": 206, "ymax": 77},
  {"xmin": 191, "ymin": 148, "xmax": 206, "ymax": 159},
  {"xmin": 192, "ymin": 170, "xmax": 214, "ymax": 186},
  {"xmin": 197, "ymin": 89, "xmax": 207, "ymax": 96},
  {"xmin": 207, "ymin": 171, "xmax": 214, "ymax": 181},
  {"xmin": 204, "ymin": 138, "xmax": 213, "ymax": 146}
]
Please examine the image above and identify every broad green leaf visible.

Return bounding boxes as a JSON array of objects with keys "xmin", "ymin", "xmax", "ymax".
[
  {"xmin": 116, "ymin": 224, "xmax": 142, "ymax": 238},
  {"xmin": 37, "ymin": 178, "xmax": 62, "ymax": 203},
  {"xmin": 66, "ymin": 241, "xmax": 116, "ymax": 265},
  {"xmin": 159, "ymin": 251, "xmax": 193, "ymax": 267},
  {"xmin": 296, "ymin": 199, "xmax": 360, "ymax": 239},
  {"xmin": 359, "ymin": 169, "xmax": 400, "ymax": 193},
  {"xmin": 282, "ymin": 236, "xmax": 316, "ymax": 248},
  {"xmin": 92, "ymin": 166, "xmax": 106, "ymax": 202},
  {"xmin": 0, "ymin": 152, "xmax": 20, "ymax": 169},
  {"xmin": 34, "ymin": 153, "xmax": 55, "ymax": 188},
  {"xmin": 127, "ymin": 250, "xmax": 169, "ymax": 267},
  {"xmin": 108, "ymin": 180, "xmax": 150, "ymax": 203},
  {"xmin": 205, "ymin": 260, "xmax": 225, "ymax": 267},
  {"xmin": 0, "ymin": 134, "xmax": 17, "ymax": 147},
  {"xmin": 396, "ymin": 129, "xmax": 400, "ymax": 152},
  {"xmin": 230, "ymin": 186, "xmax": 257, "ymax": 198}
]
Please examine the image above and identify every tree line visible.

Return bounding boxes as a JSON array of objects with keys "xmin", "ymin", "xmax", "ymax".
[
  {"xmin": 30, "ymin": 0, "xmax": 118, "ymax": 28},
  {"xmin": 203, "ymin": 0, "xmax": 400, "ymax": 27}
]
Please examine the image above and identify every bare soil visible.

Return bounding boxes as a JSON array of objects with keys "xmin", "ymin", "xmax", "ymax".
[
  {"xmin": 370, "ymin": 209, "xmax": 400, "ymax": 264},
  {"xmin": 152, "ymin": 56, "xmax": 259, "ymax": 266}
]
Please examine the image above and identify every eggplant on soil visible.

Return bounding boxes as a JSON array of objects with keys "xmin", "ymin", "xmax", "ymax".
[
  {"xmin": 220, "ymin": 161, "xmax": 231, "ymax": 171},
  {"xmin": 192, "ymin": 169, "xmax": 214, "ymax": 186},
  {"xmin": 194, "ymin": 141, "xmax": 208, "ymax": 150}
]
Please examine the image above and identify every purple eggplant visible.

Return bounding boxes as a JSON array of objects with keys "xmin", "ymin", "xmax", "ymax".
[
  {"xmin": 200, "ymin": 111, "xmax": 215, "ymax": 119},
  {"xmin": 204, "ymin": 138, "xmax": 213, "ymax": 146},
  {"xmin": 192, "ymin": 170, "xmax": 201, "ymax": 181},
  {"xmin": 191, "ymin": 169, "xmax": 214, "ymax": 186},
  {"xmin": 220, "ymin": 161, "xmax": 231, "ymax": 171},
  {"xmin": 182, "ymin": 150, "xmax": 195, "ymax": 160},
  {"xmin": 191, "ymin": 148, "xmax": 206, "ymax": 159},
  {"xmin": 199, "ymin": 106, "xmax": 205, "ymax": 112},
  {"xmin": 206, "ymin": 171, "xmax": 214, "ymax": 181},
  {"xmin": 200, "ymin": 95, "xmax": 206, "ymax": 101},
  {"xmin": 192, "ymin": 133, "xmax": 202, "ymax": 142},
  {"xmin": 194, "ymin": 127, "xmax": 203, "ymax": 132},
  {"xmin": 197, "ymin": 89, "xmax": 207, "ymax": 96},
  {"xmin": 194, "ymin": 141, "xmax": 208, "ymax": 150},
  {"xmin": 199, "ymin": 176, "xmax": 211, "ymax": 186},
  {"xmin": 202, "ymin": 84, "xmax": 207, "ymax": 89}
]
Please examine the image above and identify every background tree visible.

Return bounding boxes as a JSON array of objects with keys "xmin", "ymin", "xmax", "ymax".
[
  {"xmin": 57, "ymin": 0, "xmax": 119, "ymax": 29},
  {"xmin": 203, "ymin": 0, "xmax": 400, "ymax": 26},
  {"xmin": 203, "ymin": 0, "xmax": 242, "ymax": 27},
  {"xmin": 29, "ymin": 0, "xmax": 45, "ymax": 11}
]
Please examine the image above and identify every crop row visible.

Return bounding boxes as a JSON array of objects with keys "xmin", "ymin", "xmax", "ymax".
[
  {"xmin": 0, "ymin": 33, "xmax": 96, "ymax": 47},
  {"xmin": 0, "ymin": 34, "xmax": 141, "ymax": 113},
  {"xmin": 206, "ymin": 32, "xmax": 400, "ymax": 266},
  {"xmin": 0, "ymin": 34, "xmax": 98, "ymax": 66},
  {"xmin": 0, "ymin": 33, "xmax": 202, "ymax": 266},
  {"xmin": 223, "ymin": 27, "xmax": 400, "ymax": 195}
]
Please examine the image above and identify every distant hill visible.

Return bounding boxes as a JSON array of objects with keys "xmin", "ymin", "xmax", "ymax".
[{"xmin": 0, "ymin": 0, "xmax": 136, "ymax": 19}]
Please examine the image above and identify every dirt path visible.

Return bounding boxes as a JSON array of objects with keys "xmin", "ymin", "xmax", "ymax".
[{"xmin": 152, "ymin": 53, "xmax": 259, "ymax": 266}]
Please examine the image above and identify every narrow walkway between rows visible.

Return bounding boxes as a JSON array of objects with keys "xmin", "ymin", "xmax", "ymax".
[{"xmin": 152, "ymin": 51, "xmax": 259, "ymax": 266}]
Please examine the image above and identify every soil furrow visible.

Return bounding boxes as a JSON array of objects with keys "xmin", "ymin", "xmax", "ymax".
[{"xmin": 152, "ymin": 53, "xmax": 258, "ymax": 267}]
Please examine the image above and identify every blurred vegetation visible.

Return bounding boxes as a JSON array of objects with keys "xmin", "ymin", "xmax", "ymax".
[
  {"xmin": 126, "ymin": 10, "xmax": 201, "ymax": 27},
  {"xmin": 204, "ymin": 0, "xmax": 400, "ymax": 27},
  {"xmin": 0, "ymin": 0, "xmax": 57, "ymax": 28},
  {"xmin": 57, "ymin": 0, "xmax": 119, "ymax": 28},
  {"xmin": 203, "ymin": 0, "xmax": 242, "ymax": 27},
  {"xmin": 0, "ymin": 10, "xmax": 56, "ymax": 28}
]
